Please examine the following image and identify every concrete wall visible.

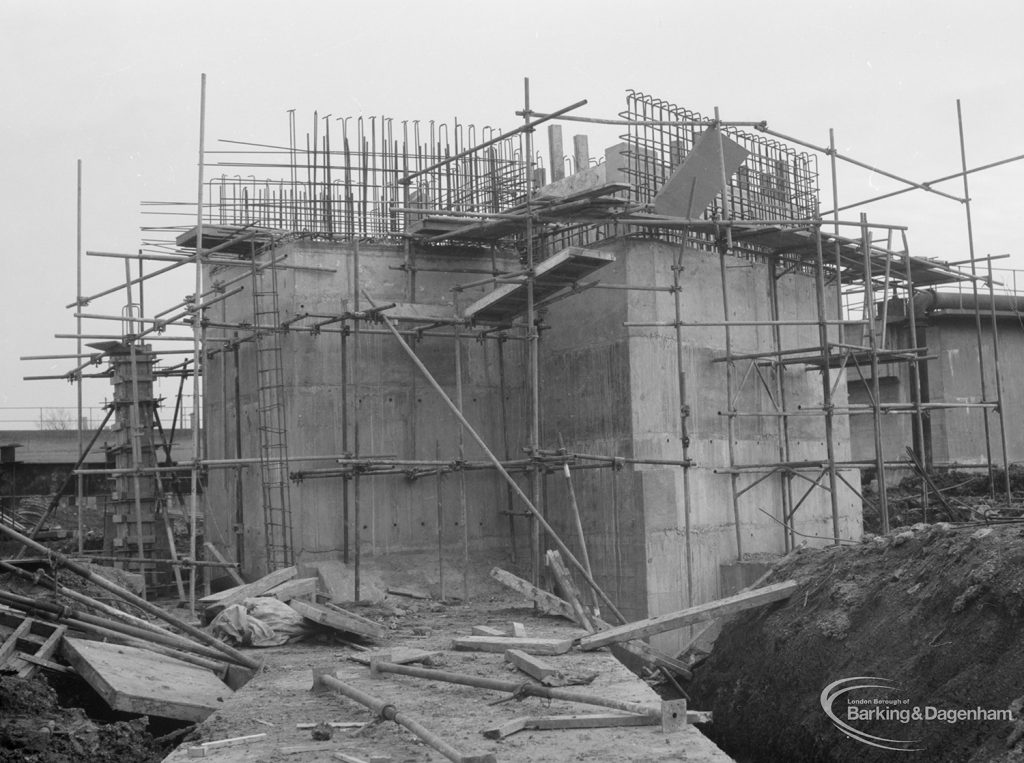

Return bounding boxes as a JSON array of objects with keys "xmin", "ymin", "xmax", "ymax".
[
  {"xmin": 540, "ymin": 239, "xmax": 861, "ymax": 648},
  {"xmin": 204, "ymin": 242, "xmax": 529, "ymax": 579},
  {"xmin": 203, "ymin": 237, "xmax": 862, "ymax": 643},
  {"xmin": 848, "ymin": 316, "xmax": 1024, "ymax": 469}
]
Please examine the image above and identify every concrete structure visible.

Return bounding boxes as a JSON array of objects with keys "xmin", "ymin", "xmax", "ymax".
[
  {"xmin": 848, "ymin": 289, "xmax": 1024, "ymax": 470},
  {"xmin": 202, "ymin": 235, "xmax": 861, "ymax": 650}
]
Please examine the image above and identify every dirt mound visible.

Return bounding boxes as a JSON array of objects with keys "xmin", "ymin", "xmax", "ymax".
[
  {"xmin": 0, "ymin": 675, "xmax": 163, "ymax": 762},
  {"xmin": 688, "ymin": 522, "xmax": 1024, "ymax": 763}
]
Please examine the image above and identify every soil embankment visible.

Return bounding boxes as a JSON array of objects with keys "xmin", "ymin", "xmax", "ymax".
[{"xmin": 689, "ymin": 523, "xmax": 1024, "ymax": 763}]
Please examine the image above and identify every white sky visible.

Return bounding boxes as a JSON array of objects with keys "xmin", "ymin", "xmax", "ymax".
[{"xmin": 1, "ymin": 0, "xmax": 1022, "ymax": 420}]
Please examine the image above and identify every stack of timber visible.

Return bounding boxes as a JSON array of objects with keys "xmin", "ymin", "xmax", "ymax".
[{"xmin": 199, "ymin": 565, "xmax": 384, "ymax": 642}]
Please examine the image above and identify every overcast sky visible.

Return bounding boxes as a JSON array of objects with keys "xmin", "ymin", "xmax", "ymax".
[{"xmin": 1, "ymin": 0, "xmax": 1022, "ymax": 422}]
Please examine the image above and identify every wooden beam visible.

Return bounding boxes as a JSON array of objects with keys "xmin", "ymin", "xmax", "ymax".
[
  {"xmin": 545, "ymin": 550, "xmax": 593, "ymax": 629},
  {"xmin": 289, "ymin": 599, "xmax": 384, "ymax": 641},
  {"xmin": 263, "ymin": 577, "xmax": 318, "ymax": 603},
  {"xmin": 452, "ymin": 636, "xmax": 572, "ymax": 656},
  {"xmin": 18, "ymin": 623, "xmax": 66, "ymax": 679},
  {"xmin": 0, "ymin": 618, "xmax": 33, "ymax": 669},
  {"xmin": 204, "ymin": 542, "xmax": 245, "ymax": 586},
  {"xmin": 579, "ymin": 580, "xmax": 798, "ymax": 650},
  {"xmin": 348, "ymin": 647, "xmax": 440, "ymax": 666},
  {"xmin": 483, "ymin": 712, "xmax": 656, "ymax": 740},
  {"xmin": 489, "ymin": 567, "xmax": 575, "ymax": 622},
  {"xmin": 187, "ymin": 733, "xmax": 268, "ymax": 757},
  {"xmin": 199, "ymin": 565, "xmax": 298, "ymax": 612},
  {"xmin": 505, "ymin": 648, "xmax": 560, "ymax": 683}
]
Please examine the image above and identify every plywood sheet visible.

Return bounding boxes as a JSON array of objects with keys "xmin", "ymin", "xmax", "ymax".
[
  {"xmin": 653, "ymin": 127, "xmax": 749, "ymax": 217},
  {"xmin": 61, "ymin": 637, "xmax": 231, "ymax": 722}
]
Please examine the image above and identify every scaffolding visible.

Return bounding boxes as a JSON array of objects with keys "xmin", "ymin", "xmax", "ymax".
[{"xmin": 19, "ymin": 79, "xmax": 1024, "ymax": 641}]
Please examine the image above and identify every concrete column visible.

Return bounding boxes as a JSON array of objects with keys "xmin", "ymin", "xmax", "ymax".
[
  {"xmin": 573, "ymin": 135, "xmax": 590, "ymax": 173},
  {"xmin": 548, "ymin": 125, "xmax": 565, "ymax": 182}
]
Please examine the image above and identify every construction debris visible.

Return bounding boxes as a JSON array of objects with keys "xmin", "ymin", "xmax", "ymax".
[
  {"xmin": 62, "ymin": 637, "xmax": 232, "ymax": 722},
  {"xmin": 185, "ymin": 733, "xmax": 268, "ymax": 758}
]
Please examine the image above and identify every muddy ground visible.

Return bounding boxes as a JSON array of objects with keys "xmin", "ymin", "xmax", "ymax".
[{"xmin": 689, "ymin": 521, "xmax": 1024, "ymax": 763}]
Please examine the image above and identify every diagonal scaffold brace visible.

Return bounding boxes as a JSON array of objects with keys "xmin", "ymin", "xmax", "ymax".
[{"xmin": 362, "ymin": 291, "xmax": 627, "ymax": 625}]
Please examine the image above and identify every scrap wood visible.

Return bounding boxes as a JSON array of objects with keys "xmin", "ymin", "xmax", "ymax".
[
  {"xmin": 203, "ymin": 542, "xmax": 245, "ymax": 586},
  {"xmin": 545, "ymin": 550, "xmax": 594, "ymax": 629},
  {"xmin": 17, "ymin": 623, "xmax": 67, "ymax": 679},
  {"xmin": 311, "ymin": 667, "xmax": 497, "ymax": 763},
  {"xmin": 386, "ymin": 586, "xmax": 430, "ymax": 600},
  {"xmin": 62, "ymin": 637, "xmax": 232, "ymax": 722},
  {"xmin": 0, "ymin": 616, "xmax": 33, "ymax": 669},
  {"xmin": 579, "ymin": 580, "xmax": 799, "ymax": 650},
  {"xmin": 186, "ymin": 733, "xmax": 268, "ymax": 757},
  {"xmin": 488, "ymin": 566, "xmax": 575, "ymax": 621},
  {"xmin": 471, "ymin": 625, "xmax": 506, "ymax": 636},
  {"xmin": 349, "ymin": 646, "xmax": 440, "ymax": 666},
  {"xmin": 482, "ymin": 712, "xmax": 659, "ymax": 740},
  {"xmin": 290, "ymin": 599, "xmax": 384, "ymax": 640},
  {"xmin": 264, "ymin": 576, "xmax": 318, "ymax": 603},
  {"xmin": 199, "ymin": 565, "xmax": 299, "ymax": 614},
  {"xmin": 505, "ymin": 648, "xmax": 558, "ymax": 682},
  {"xmin": 296, "ymin": 722, "xmax": 366, "ymax": 730},
  {"xmin": 452, "ymin": 635, "xmax": 573, "ymax": 656}
]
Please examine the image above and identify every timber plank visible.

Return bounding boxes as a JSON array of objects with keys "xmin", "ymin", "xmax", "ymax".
[
  {"xmin": 505, "ymin": 648, "xmax": 559, "ymax": 682},
  {"xmin": 0, "ymin": 618, "xmax": 33, "ymax": 668},
  {"xmin": 579, "ymin": 580, "xmax": 798, "ymax": 650},
  {"xmin": 263, "ymin": 577, "xmax": 318, "ymax": 603},
  {"xmin": 199, "ymin": 566, "xmax": 298, "ymax": 611},
  {"xmin": 482, "ymin": 713, "xmax": 656, "ymax": 739},
  {"xmin": 452, "ymin": 636, "xmax": 573, "ymax": 656},
  {"xmin": 61, "ymin": 637, "xmax": 231, "ymax": 722},
  {"xmin": 17, "ymin": 623, "xmax": 67, "ymax": 679},
  {"xmin": 289, "ymin": 599, "xmax": 384, "ymax": 640},
  {"xmin": 349, "ymin": 647, "xmax": 440, "ymax": 666},
  {"xmin": 489, "ymin": 567, "xmax": 575, "ymax": 621}
]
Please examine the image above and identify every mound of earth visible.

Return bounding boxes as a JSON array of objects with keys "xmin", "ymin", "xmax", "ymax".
[
  {"xmin": 689, "ymin": 522, "xmax": 1024, "ymax": 763},
  {"xmin": 0, "ymin": 674, "xmax": 163, "ymax": 762}
]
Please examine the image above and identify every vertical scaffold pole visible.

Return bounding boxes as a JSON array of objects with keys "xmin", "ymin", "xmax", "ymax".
[{"xmin": 189, "ymin": 73, "xmax": 207, "ymax": 613}]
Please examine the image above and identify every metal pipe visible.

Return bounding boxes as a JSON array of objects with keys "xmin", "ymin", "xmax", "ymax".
[
  {"xmin": 371, "ymin": 661, "xmax": 659, "ymax": 717},
  {"xmin": 861, "ymin": 215, "xmax": 889, "ymax": 533},
  {"xmin": 987, "ymin": 258, "xmax": 1012, "ymax": 500},
  {"xmin": 76, "ymin": 159, "xmax": 84, "ymax": 555},
  {"xmin": 957, "ymin": 100, "xmax": 995, "ymax": 498},
  {"xmin": 0, "ymin": 522, "xmax": 261, "ymax": 669},
  {"xmin": 312, "ymin": 670, "xmax": 494, "ymax": 763},
  {"xmin": 190, "ymin": 72, "xmax": 206, "ymax": 615}
]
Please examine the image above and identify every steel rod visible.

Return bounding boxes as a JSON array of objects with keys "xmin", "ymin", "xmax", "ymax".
[{"xmin": 372, "ymin": 661, "xmax": 659, "ymax": 717}]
